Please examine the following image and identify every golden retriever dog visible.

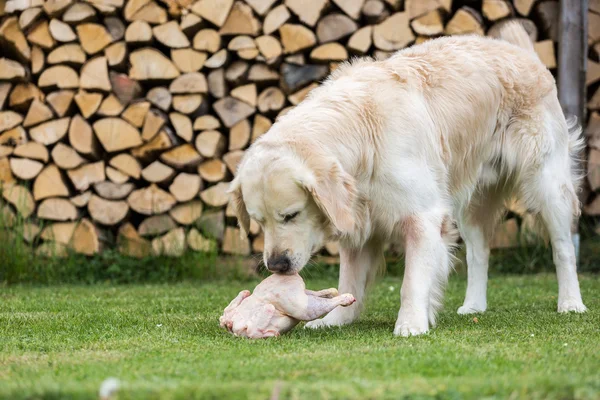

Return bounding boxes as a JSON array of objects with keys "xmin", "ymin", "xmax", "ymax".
[{"xmin": 229, "ymin": 22, "xmax": 587, "ymax": 336}]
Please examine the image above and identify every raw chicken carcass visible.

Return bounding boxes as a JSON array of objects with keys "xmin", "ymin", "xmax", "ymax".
[{"xmin": 219, "ymin": 274, "xmax": 355, "ymax": 338}]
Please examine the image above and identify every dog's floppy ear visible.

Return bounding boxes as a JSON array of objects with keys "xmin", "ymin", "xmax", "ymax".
[
  {"xmin": 301, "ymin": 160, "xmax": 358, "ymax": 235},
  {"xmin": 227, "ymin": 177, "xmax": 250, "ymax": 236}
]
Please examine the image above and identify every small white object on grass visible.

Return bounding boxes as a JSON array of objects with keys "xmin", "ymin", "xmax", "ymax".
[{"xmin": 99, "ymin": 378, "xmax": 120, "ymax": 400}]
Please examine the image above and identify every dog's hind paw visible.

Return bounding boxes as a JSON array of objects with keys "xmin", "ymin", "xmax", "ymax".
[
  {"xmin": 457, "ymin": 303, "xmax": 486, "ymax": 315},
  {"xmin": 558, "ymin": 299, "xmax": 587, "ymax": 313}
]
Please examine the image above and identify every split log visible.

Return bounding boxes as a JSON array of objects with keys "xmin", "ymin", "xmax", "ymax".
[
  {"xmin": 43, "ymin": 1, "xmax": 76, "ymax": 17},
  {"xmin": 88, "ymin": 194, "xmax": 129, "ymax": 225},
  {"xmin": 141, "ymin": 160, "xmax": 175, "ymax": 183},
  {"xmin": 404, "ymin": 0, "xmax": 450, "ymax": 19},
  {"xmin": 70, "ymin": 218, "xmax": 105, "ymax": 255},
  {"xmin": 22, "ymin": 222, "xmax": 40, "ymax": 243},
  {"xmin": 49, "ymin": 19, "xmax": 76, "ymax": 42},
  {"xmin": 172, "ymin": 94, "xmax": 206, "ymax": 116},
  {"xmin": 263, "ymin": 4, "xmax": 290, "ymax": 35},
  {"xmin": 255, "ymin": 35, "xmax": 282, "ymax": 61},
  {"xmin": 0, "ymin": 111, "xmax": 23, "ymax": 132},
  {"xmin": 122, "ymin": 101, "xmax": 150, "ymax": 127},
  {"xmin": 94, "ymin": 181, "xmax": 135, "ymax": 200},
  {"xmin": 193, "ymin": 28, "xmax": 221, "ymax": 53},
  {"xmin": 67, "ymin": 161, "xmax": 105, "ymax": 191},
  {"xmin": 193, "ymin": 115, "xmax": 221, "ymax": 131},
  {"xmin": 147, "ymin": 87, "xmax": 172, "ymax": 111},
  {"xmin": 213, "ymin": 97, "xmax": 255, "ymax": 128},
  {"xmin": 29, "ymin": 117, "xmax": 70, "ymax": 145},
  {"xmin": 123, "ymin": 0, "xmax": 152, "ymax": 20},
  {"xmin": 74, "ymin": 91, "xmax": 102, "ymax": 118},
  {"xmin": 93, "ymin": 117, "xmax": 143, "ymax": 152},
  {"xmin": 33, "ymin": 164, "xmax": 70, "ymax": 200},
  {"xmin": 310, "ymin": 42, "xmax": 348, "ymax": 62},
  {"xmin": 70, "ymin": 191, "xmax": 92, "ymax": 207},
  {"xmin": 0, "ymin": 146, "xmax": 13, "ymax": 157},
  {"xmin": 31, "ymin": 46, "xmax": 45, "ymax": 75},
  {"xmin": 207, "ymin": 69, "xmax": 227, "ymax": 98},
  {"xmin": 534, "ymin": 40, "xmax": 556, "ymax": 69},
  {"xmin": 180, "ymin": 13, "xmax": 203, "ymax": 36},
  {"xmin": 127, "ymin": 183, "xmax": 177, "ymax": 214},
  {"xmin": 160, "ymin": 143, "xmax": 202, "ymax": 168},
  {"xmin": 110, "ymin": 72, "xmax": 142, "ymax": 105},
  {"xmin": 222, "ymin": 226, "xmax": 250, "ymax": 255},
  {"xmin": 195, "ymin": 130, "xmax": 226, "ymax": 158},
  {"xmin": 169, "ymin": 172, "xmax": 202, "ymax": 202},
  {"xmin": 141, "ymin": 109, "xmax": 166, "ymax": 141},
  {"xmin": 252, "ymin": 234, "xmax": 264, "ymax": 253},
  {"xmin": 153, "ymin": 20, "xmax": 189, "ymax": 48},
  {"xmin": 40, "ymin": 222, "xmax": 77, "ymax": 244},
  {"xmin": 231, "ymin": 83, "xmax": 257, "ymax": 106},
  {"xmin": 222, "ymin": 150, "xmax": 245, "ymax": 174},
  {"xmin": 169, "ymin": 112, "xmax": 193, "ymax": 142},
  {"xmin": 187, "ymin": 228, "xmax": 216, "ymax": 252},
  {"xmin": 125, "ymin": 20, "xmax": 153, "ymax": 44},
  {"xmin": 1, "ymin": 202, "xmax": 17, "ymax": 227},
  {"xmin": 0, "ymin": 157, "xmax": 15, "ymax": 184},
  {"xmin": 171, "ymin": 48, "xmax": 207, "ymax": 73},
  {"xmin": 0, "ymin": 58, "xmax": 26, "ymax": 81},
  {"xmin": 333, "ymin": 0, "xmax": 364, "ymax": 20},
  {"xmin": 0, "ymin": 83, "xmax": 11, "ymax": 110},
  {"xmin": 80, "ymin": 56, "xmax": 111, "ymax": 91},
  {"xmin": 445, "ymin": 7, "xmax": 484, "ymax": 36},
  {"xmin": 169, "ymin": 200, "xmax": 203, "ymax": 225},
  {"xmin": 0, "ymin": 17, "xmax": 31, "ymax": 61},
  {"xmin": 27, "ymin": 20, "xmax": 56, "ymax": 50},
  {"xmin": 139, "ymin": 214, "xmax": 177, "ymax": 236},
  {"xmin": 9, "ymin": 83, "xmax": 43, "ymax": 110},
  {"xmin": 373, "ymin": 12, "xmax": 414, "ymax": 50},
  {"xmin": 152, "ymin": 227, "xmax": 185, "ymax": 256},
  {"xmin": 248, "ymin": 63, "xmax": 279, "ymax": 82},
  {"xmin": 285, "ymin": 0, "xmax": 327, "ymax": 27},
  {"xmin": 288, "ymin": 83, "xmax": 318, "ymax": 105},
  {"xmin": 9, "ymin": 157, "xmax": 43, "ymax": 180},
  {"xmin": 47, "ymin": 43, "xmax": 86, "ymax": 65},
  {"xmin": 13, "ymin": 141, "xmax": 49, "ymax": 162},
  {"xmin": 251, "ymin": 114, "xmax": 271, "ymax": 141},
  {"xmin": 97, "ymin": 94, "xmax": 125, "ymax": 116},
  {"xmin": 129, "ymin": 48, "xmax": 180, "ymax": 80},
  {"xmin": 106, "ymin": 166, "xmax": 130, "ymax": 184},
  {"xmin": 228, "ymin": 35, "xmax": 256, "ymax": 52},
  {"xmin": 279, "ymin": 24, "xmax": 316, "ymax": 54},
  {"xmin": 169, "ymin": 72, "xmax": 208, "ymax": 94},
  {"xmin": 104, "ymin": 16, "xmax": 126, "ymax": 41},
  {"xmin": 118, "ymin": 222, "xmax": 152, "ymax": 258},
  {"xmin": 46, "ymin": 90, "xmax": 75, "ymax": 117},
  {"xmin": 69, "ymin": 114, "xmax": 100, "ymax": 158},
  {"xmin": 18, "ymin": 7, "xmax": 43, "ymax": 31},
  {"xmin": 2, "ymin": 183, "xmax": 35, "ymax": 217},
  {"xmin": 410, "ymin": 9, "xmax": 444, "ymax": 36},
  {"xmin": 36, "ymin": 242, "xmax": 69, "ymax": 257},
  {"xmin": 131, "ymin": 129, "xmax": 177, "ymax": 161},
  {"xmin": 38, "ymin": 65, "xmax": 79, "ymax": 89},
  {"xmin": 280, "ymin": 63, "xmax": 328, "ymax": 93},
  {"xmin": 535, "ymin": 1, "xmax": 558, "ymax": 42},
  {"xmin": 191, "ymin": 0, "xmax": 234, "ymax": 27},
  {"xmin": 0, "ymin": 126, "xmax": 27, "ymax": 146},
  {"xmin": 104, "ymin": 41, "xmax": 127, "ymax": 67},
  {"xmin": 587, "ymin": 149, "xmax": 600, "ymax": 191},
  {"xmin": 204, "ymin": 49, "xmax": 228, "ymax": 68},
  {"xmin": 226, "ymin": 61, "xmax": 250, "ymax": 84},
  {"xmin": 482, "ymin": 0, "xmax": 512, "ymax": 21},
  {"xmin": 362, "ymin": 0, "xmax": 388, "ymax": 24},
  {"xmin": 317, "ymin": 13, "xmax": 358, "ymax": 43},
  {"xmin": 198, "ymin": 159, "xmax": 227, "ymax": 182},
  {"xmin": 229, "ymin": 119, "xmax": 251, "ymax": 150},
  {"xmin": 63, "ymin": 2, "xmax": 97, "ymax": 23},
  {"xmin": 51, "ymin": 143, "xmax": 85, "ymax": 169},
  {"xmin": 76, "ymin": 23, "xmax": 113, "ymax": 54},
  {"xmin": 200, "ymin": 181, "xmax": 229, "ymax": 207},
  {"xmin": 130, "ymin": 1, "xmax": 168, "ymax": 24},
  {"xmin": 219, "ymin": 2, "xmax": 260, "ymax": 36},
  {"xmin": 38, "ymin": 198, "xmax": 79, "ymax": 221}
]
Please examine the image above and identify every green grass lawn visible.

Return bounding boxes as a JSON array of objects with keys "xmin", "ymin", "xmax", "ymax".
[{"xmin": 1, "ymin": 274, "xmax": 599, "ymax": 400}]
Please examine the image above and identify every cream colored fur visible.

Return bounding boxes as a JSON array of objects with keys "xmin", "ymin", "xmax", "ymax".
[{"xmin": 229, "ymin": 22, "xmax": 587, "ymax": 336}]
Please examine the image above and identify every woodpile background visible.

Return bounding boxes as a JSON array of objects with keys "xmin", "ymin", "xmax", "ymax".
[{"xmin": 0, "ymin": 0, "xmax": 598, "ymax": 259}]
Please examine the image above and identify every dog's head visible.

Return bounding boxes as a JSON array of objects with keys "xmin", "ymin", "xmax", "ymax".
[{"xmin": 229, "ymin": 142, "xmax": 359, "ymax": 274}]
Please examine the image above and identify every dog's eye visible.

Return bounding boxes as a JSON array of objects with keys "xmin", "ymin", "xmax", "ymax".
[{"xmin": 283, "ymin": 212, "xmax": 299, "ymax": 223}]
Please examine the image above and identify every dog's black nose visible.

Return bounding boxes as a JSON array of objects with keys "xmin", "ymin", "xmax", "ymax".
[{"xmin": 267, "ymin": 254, "xmax": 291, "ymax": 273}]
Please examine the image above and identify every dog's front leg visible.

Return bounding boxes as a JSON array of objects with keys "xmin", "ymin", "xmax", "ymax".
[
  {"xmin": 395, "ymin": 212, "xmax": 450, "ymax": 337},
  {"xmin": 305, "ymin": 240, "xmax": 384, "ymax": 328}
]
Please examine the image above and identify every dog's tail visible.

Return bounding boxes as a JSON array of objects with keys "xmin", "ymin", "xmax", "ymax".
[{"xmin": 497, "ymin": 21, "xmax": 536, "ymax": 53}]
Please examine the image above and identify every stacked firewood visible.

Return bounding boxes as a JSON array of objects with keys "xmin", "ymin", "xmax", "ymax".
[{"xmin": 0, "ymin": 0, "xmax": 596, "ymax": 259}]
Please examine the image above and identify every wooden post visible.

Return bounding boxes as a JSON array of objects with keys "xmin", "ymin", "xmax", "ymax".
[{"xmin": 557, "ymin": 0, "xmax": 587, "ymax": 264}]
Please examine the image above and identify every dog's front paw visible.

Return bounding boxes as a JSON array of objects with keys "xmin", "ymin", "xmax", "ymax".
[
  {"xmin": 395, "ymin": 306, "xmax": 429, "ymax": 337},
  {"xmin": 393, "ymin": 321, "xmax": 429, "ymax": 337},
  {"xmin": 558, "ymin": 299, "xmax": 587, "ymax": 313},
  {"xmin": 457, "ymin": 302, "xmax": 486, "ymax": 315}
]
